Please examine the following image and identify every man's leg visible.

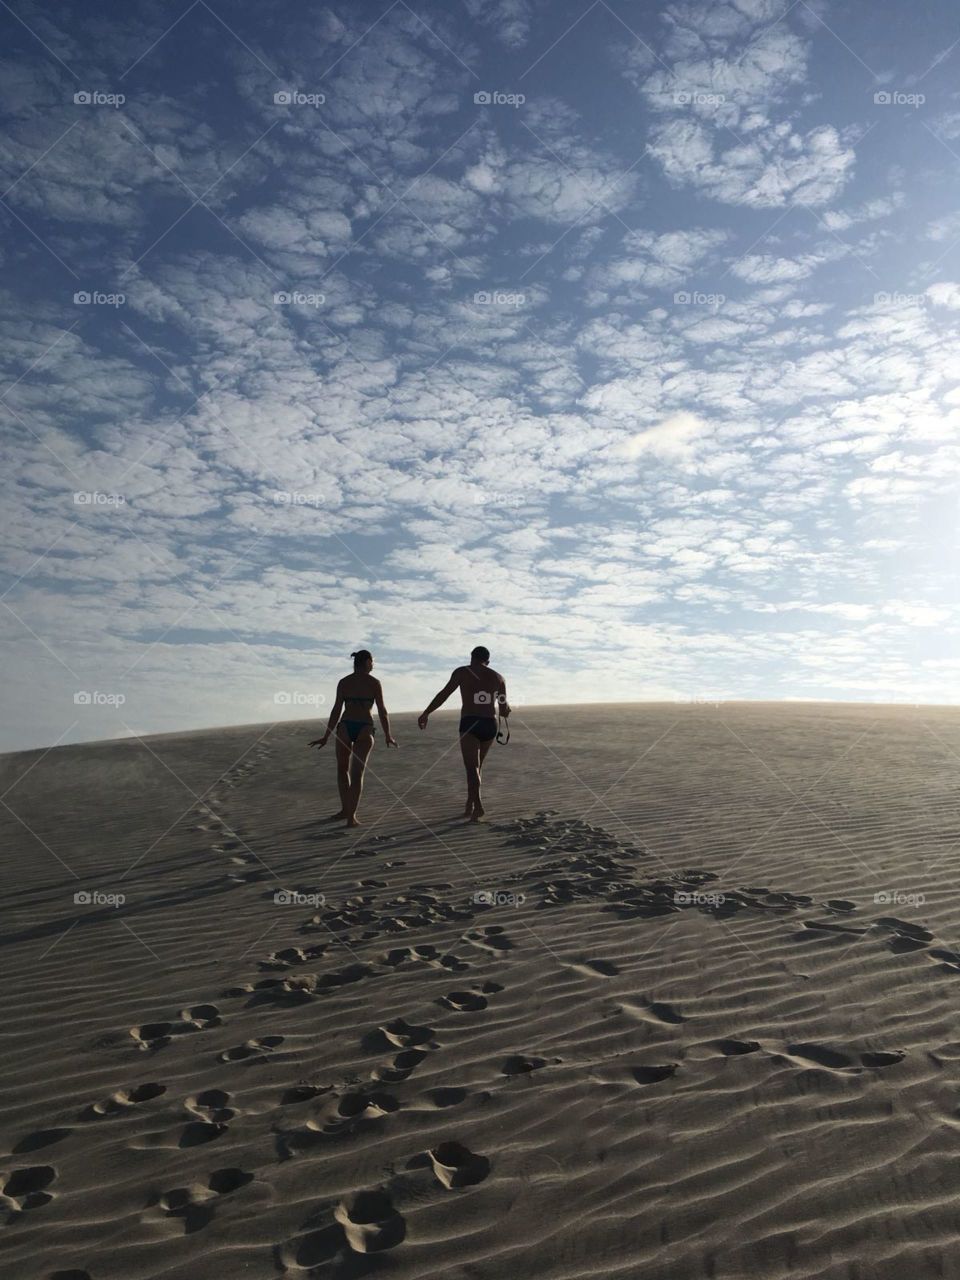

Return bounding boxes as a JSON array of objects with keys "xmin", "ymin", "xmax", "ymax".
[
  {"xmin": 459, "ymin": 732, "xmax": 481, "ymax": 817},
  {"xmin": 473, "ymin": 737, "xmax": 494, "ymax": 820}
]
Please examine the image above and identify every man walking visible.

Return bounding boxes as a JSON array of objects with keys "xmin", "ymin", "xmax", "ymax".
[{"xmin": 418, "ymin": 646, "xmax": 510, "ymax": 821}]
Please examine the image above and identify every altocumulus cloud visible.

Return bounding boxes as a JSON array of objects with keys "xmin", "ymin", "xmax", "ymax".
[{"xmin": 0, "ymin": 0, "xmax": 958, "ymax": 750}]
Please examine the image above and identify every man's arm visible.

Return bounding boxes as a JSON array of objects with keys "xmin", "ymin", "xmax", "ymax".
[
  {"xmin": 418, "ymin": 669, "xmax": 461, "ymax": 729},
  {"xmin": 497, "ymin": 676, "xmax": 510, "ymax": 717},
  {"xmin": 374, "ymin": 680, "xmax": 398, "ymax": 747},
  {"xmin": 309, "ymin": 681, "xmax": 342, "ymax": 747}
]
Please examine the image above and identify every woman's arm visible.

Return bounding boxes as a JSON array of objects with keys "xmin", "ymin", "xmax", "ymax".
[
  {"xmin": 374, "ymin": 680, "xmax": 398, "ymax": 747},
  {"xmin": 418, "ymin": 670, "xmax": 460, "ymax": 729},
  {"xmin": 308, "ymin": 682, "xmax": 342, "ymax": 747}
]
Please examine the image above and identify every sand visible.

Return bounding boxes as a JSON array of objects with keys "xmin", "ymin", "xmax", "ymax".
[{"xmin": 2, "ymin": 702, "xmax": 960, "ymax": 1279}]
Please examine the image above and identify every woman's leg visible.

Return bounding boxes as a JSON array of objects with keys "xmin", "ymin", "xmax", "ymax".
[
  {"xmin": 345, "ymin": 729, "xmax": 375, "ymax": 827},
  {"xmin": 332, "ymin": 728, "xmax": 351, "ymax": 818}
]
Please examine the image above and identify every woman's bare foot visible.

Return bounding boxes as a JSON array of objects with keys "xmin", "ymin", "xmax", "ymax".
[
  {"xmin": 463, "ymin": 799, "xmax": 473, "ymax": 818},
  {"xmin": 469, "ymin": 801, "xmax": 485, "ymax": 823},
  {"xmin": 346, "ymin": 816, "xmax": 361, "ymax": 828}
]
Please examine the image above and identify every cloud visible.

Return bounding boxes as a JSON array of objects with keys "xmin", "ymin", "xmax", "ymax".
[
  {"xmin": 620, "ymin": 411, "xmax": 711, "ymax": 461},
  {"xmin": 462, "ymin": 0, "xmax": 533, "ymax": 48}
]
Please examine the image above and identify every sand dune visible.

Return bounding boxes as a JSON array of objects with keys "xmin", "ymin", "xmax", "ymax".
[{"xmin": 2, "ymin": 703, "xmax": 960, "ymax": 1279}]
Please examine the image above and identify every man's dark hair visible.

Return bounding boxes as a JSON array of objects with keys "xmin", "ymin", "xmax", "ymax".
[{"xmin": 470, "ymin": 645, "xmax": 490, "ymax": 663}]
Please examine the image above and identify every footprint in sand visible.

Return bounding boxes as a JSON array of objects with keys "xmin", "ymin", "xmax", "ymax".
[
  {"xmin": 425, "ymin": 1087, "xmax": 469, "ymax": 1108},
  {"xmin": 565, "ymin": 958, "xmax": 619, "ymax": 978},
  {"xmin": 83, "ymin": 1081, "xmax": 167, "ymax": 1119},
  {"xmin": 260, "ymin": 945, "xmax": 328, "ymax": 971},
  {"xmin": 152, "ymin": 1168, "xmax": 252, "ymax": 1233},
  {"xmin": 381, "ymin": 945, "xmax": 469, "ymax": 972},
  {"xmin": 129, "ymin": 1021, "xmax": 174, "ymax": 1051},
  {"xmin": 860, "ymin": 1049, "xmax": 906, "ymax": 1069},
  {"xmin": 219, "ymin": 1035, "xmax": 284, "ymax": 1063},
  {"xmin": 181, "ymin": 1004, "xmax": 221, "ymax": 1029},
  {"xmin": 930, "ymin": 948, "xmax": 960, "ymax": 972},
  {"xmin": 439, "ymin": 990, "xmax": 488, "ymax": 1012},
  {"xmin": 335, "ymin": 1189, "xmax": 406, "ymax": 1253},
  {"xmin": 306, "ymin": 1092, "xmax": 399, "ymax": 1137},
  {"xmin": 371, "ymin": 1049, "xmax": 429, "ymax": 1083},
  {"xmin": 129, "ymin": 1006, "xmax": 220, "ymax": 1051},
  {"xmin": 278, "ymin": 1093, "xmax": 398, "ymax": 1159},
  {"xmin": 630, "ymin": 1063, "xmax": 679, "ymax": 1085},
  {"xmin": 873, "ymin": 917, "xmax": 934, "ymax": 953},
  {"xmin": 428, "ymin": 1141, "xmax": 490, "ymax": 1188},
  {"xmin": 13, "ymin": 1127, "xmax": 72, "ymax": 1153},
  {"xmin": 279, "ymin": 1224, "xmax": 347, "ymax": 1269},
  {"xmin": 781, "ymin": 1042, "xmax": 905, "ymax": 1073},
  {"xmin": 616, "ymin": 999, "xmax": 686, "ymax": 1025},
  {"xmin": 501, "ymin": 1054, "xmax": 549, "ymax": 1076},
  {"xmin": 185, "ymin": 1089, "xmax": 235, "ymax": 1123},
  {"xmin": 1, "ymin": 1165, "xmax": 57, "ymax": 1214},
  {"xmin": 462, "ymin": 925, "xmax": 514, "ymax": 953},
  {"xmin": 711, "ymin": 1039, "xmax": 762, "ymax": 1057},
  {"xmin": 798, "ymin": 920, "xmax": 867, "ymax": 939},
  {"xmin": 133, "ymin": 1112, "xmax": 230, "ymax": 1150},
  {"xmin": 783, "ymin": 1042, "xmax": 856, "ymax": 1070},
  {"xmin": 281, "ymin": 1084, "xmax": 331, "ymax": 1105},
  {"xmin": 374, "ymin": 1019, "xmax": 435, "ymax": 1050}
]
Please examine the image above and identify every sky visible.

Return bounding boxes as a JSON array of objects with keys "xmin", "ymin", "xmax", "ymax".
[{"xmin": 1, "ymin": 0, "xmax": 959, "ymax": 753}]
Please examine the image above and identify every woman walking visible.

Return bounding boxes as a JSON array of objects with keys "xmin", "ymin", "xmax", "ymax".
[{"xmin": 308, "ymin": 650, "xmax": 397, "ymax": 827}]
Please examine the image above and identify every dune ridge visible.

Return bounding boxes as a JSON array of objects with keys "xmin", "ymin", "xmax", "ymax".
[{"xmin": 1, "ymin": 703, "xmax": 959, "ymax": 1279}]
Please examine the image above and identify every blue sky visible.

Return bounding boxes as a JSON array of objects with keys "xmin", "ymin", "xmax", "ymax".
[{"xmin": 1, "ymin": 0, "xmax": 959, "ymax": 751}]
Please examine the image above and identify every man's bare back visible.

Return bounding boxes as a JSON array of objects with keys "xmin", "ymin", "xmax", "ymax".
[{"xmin": 453, "ymin": 663, "xmax": 506, "ymax": 718}]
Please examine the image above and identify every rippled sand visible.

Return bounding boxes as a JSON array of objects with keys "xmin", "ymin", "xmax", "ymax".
[{"xmin": 1, "ymin": 702, "xmax": 958, "ymax": 1279}]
